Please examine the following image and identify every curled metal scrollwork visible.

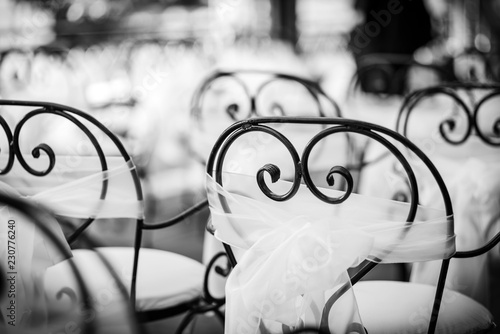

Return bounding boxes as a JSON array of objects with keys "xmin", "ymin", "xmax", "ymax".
[
  {"xmin": 302, "ymin": 128, "xmax": 356, "ymax": 204},
  {"xmin": 191, "ymin": 70, "xmax": 341, "ymax": 124},
  {"xmin": 213, "ymin": 123, "xmax": 302, "ymax": 203},
  {"xmin": 0, "ymin": 100, "xmax": 144, "ymax": 243},
  {"xmin": 398, "ymin": 83, "xmax": 500, "ymax": 147},
  {"xmin": 400, "ymin": 86, "xmax": 472, "ymax": 146},
  {"xmin": 257, "ymin": 163, "xmax": 294, "ymax": 202},
  {"xmin": 12, "ymin": 107, "xmax": 107, "ymax": 177},
  {"xmin": 203, "ymin": 252, "xmax": 230, "ymax": 305}
]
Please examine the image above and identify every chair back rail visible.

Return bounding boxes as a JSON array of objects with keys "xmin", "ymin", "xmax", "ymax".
[{"xmin": 191, "ymin": 69, "xmax": 342, "ymax": 122}]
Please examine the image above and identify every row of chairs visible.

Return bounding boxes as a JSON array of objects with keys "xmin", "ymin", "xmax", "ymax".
[{"xmin": 0, "ymin": 66, "xmax": 499, "ymax": 333}]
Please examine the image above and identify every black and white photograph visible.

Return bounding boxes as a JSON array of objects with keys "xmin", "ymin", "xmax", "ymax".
[{"xmin": 0, "ymin": 0, "xmax": 499, "ymax": 333}]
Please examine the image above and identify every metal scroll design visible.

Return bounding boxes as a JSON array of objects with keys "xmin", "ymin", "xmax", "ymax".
[
  {"xmin": 212, "ymin": 123, "xmax": 421, "ymax": 210},
  {"xmin": 212, "ymin": 124, "xmax": 354, "ymax": 206},
  {"xmin": 397, "ymin": 83, "xmax": 500, "ymax": 146},
  {"xmin": 0, "ymin": 101, "xmax": 144, "ymax": 241},
  {"xmin": 191, "ymin": 70, "xmax": 341, "ymax": 123}
]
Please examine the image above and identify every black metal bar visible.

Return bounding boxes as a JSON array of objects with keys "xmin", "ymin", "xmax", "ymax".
[{"xmin": 142, "ymin": 199, "xmax": 209, "ymax": 230}]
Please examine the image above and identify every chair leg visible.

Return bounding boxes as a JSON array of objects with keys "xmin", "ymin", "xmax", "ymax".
[
  {"xmin": 174, "ymin": 305, "xmax": 225, "ymax": 334},
  {"xmin": 175, "ymin": 311, "xmax": 197, "ymax": 334},
  {"xmin": 213, "ymin": 308, "xmax": 225, "ymax": 326}
]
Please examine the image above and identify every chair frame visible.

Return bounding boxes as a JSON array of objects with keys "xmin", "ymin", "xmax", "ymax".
[
  {"xmin": 395, "ymin": 80, "xmax": 500, "ymax": 266},
  {"xmin": 191, "ymin": 69, "xmax": 342, "ymax": 122},
  {"xmin": 206, "ymin": 116, "xmax": 455, "ymax": 333},
  {"xmin": 396, "ymin": 81, "xmax": 500, "ymax": 147},
  {"xmin": 0, "ymin": 99, "xmax": 222, "ymax": 333}
]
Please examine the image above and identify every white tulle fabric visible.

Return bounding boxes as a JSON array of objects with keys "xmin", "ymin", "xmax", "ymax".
[
  {"xmin": 206, "ymin": 172, "xmax": 455, "ymax": 334},
  {"xmin": 0, "ymin": 155, "xmax": 144, "ymax": 219},
  {"xmin": 411, "ymin": 156, "xmax": 500, "ymax": 308},
  {"xmin": 0, "ymin": 155, "xmax": 143, "ymax": 329}
]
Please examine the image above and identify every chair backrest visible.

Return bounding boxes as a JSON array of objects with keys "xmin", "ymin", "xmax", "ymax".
[
  {"xmin": 190, "ymin": 69, "xmax": 342, "ymax": 164},
  {"xmin": 191, "ymin": 69, "xmax": 341, "ymax": 120},
  {"xmin": 396, "ymin": 82, "xmax": 500, "ymax": 147},
  {"xmin": 395, "ymin": 82, "xmax": 500, "ymax": 309},
  {"xmin": 206, "ymin": 116, "xmax": 454, "ymax": 333},
  {"xmin": 0, "ymin": 99, "xmax": 145, "ymax": 306}
]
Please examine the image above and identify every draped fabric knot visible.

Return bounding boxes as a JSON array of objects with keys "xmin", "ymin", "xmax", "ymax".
[{"xmin": 206, "ymin": 172, "xmax": 455, "ymax": 334}]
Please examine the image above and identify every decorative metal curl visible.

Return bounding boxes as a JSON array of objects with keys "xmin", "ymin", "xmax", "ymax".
[
  {"xmin": 257, "ymin": 163, "xmax": 291, "ymax": 202},
  {"xmin": 302, "ymin": 129, "xmax": 356, "ymax": 204},
  {"xmin": 191, "ymin": 70, "xmax": 341, "ymax": 124},
  {"xmin": 473, "ymin": 89, "xmax": 500, "ymax": 146},
  {"xmin": 226, "ymin": 103, "xmax": 241, "ymax": 121},
  {"xmin": 212, "ymin": 123, "xmax": 302, "ymax": 203},
  {"xmin": 12, "ymin": 107, "xmax": 107, "ymax": 177},
  {"xmin": 203, "ymin": 252, "xmax": 230, "ymax": 305},
  {"xmin": 400, "ymin": 86, "xmax": 473, "ymax": 146}
]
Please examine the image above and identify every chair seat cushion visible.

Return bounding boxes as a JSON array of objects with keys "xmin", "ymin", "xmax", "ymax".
[
  {"xmin": 44, "ymin": 247, "xmax": 205, "ymax": 312},
  {"xmin": 353, "ymin": 281, "xmax": 495, "ymax": 334}
]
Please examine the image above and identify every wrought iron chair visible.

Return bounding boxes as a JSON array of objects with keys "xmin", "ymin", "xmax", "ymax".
[
  {"xmin": 189, "ymin": 69, "xmax": 350, "ymax": 305},
  {"xmin": 0, "ymin": 190, "xmax": 140, "ymax": 334},
  {"xmin": 189, "ymin": 69, "xmax": 343, "ymax": 163},
  {"xmin": 205, "ymin": 116, "xmax": 496, "ymax": 333},
  {"xmin": 390, "ymin": 82, "xmax": 500, "ymax": 332},
  {"xmin": 0, "ymin": 99, "xmax": 222, "ymax": 333}
]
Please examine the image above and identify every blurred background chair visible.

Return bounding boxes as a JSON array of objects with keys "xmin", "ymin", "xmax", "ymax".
[
  {"xmin": 189, "ymin": 68, "xmax": 342, "ymax": 163},
  {"xmin": 0, "ymin": 99, "xmax": 223, "ymax": 333},
  {"xmin": 394, "ymin": 82, "xmax": 500, "ymax": 332},
  {"xmin": 205, "ymin": 116, "xmax": 495, "ymax": 334},
  {"xmin": 353, "ymin": 81, "xmax": 500, "ymax": 333}
]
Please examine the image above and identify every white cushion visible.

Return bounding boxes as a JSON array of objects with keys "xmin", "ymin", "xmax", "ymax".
[
  {"xmin": 45, "ymin": 247, "xmax": 205, "ymax": 312},
  {"xmin": 353, "ymin": 281, "xmax": 495, "ymax": 334}
]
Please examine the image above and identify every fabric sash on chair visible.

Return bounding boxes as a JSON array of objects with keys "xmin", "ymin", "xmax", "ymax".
[{"xmin": 206, "ymin": 172, "xmax": 455, "ymax": 334}]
